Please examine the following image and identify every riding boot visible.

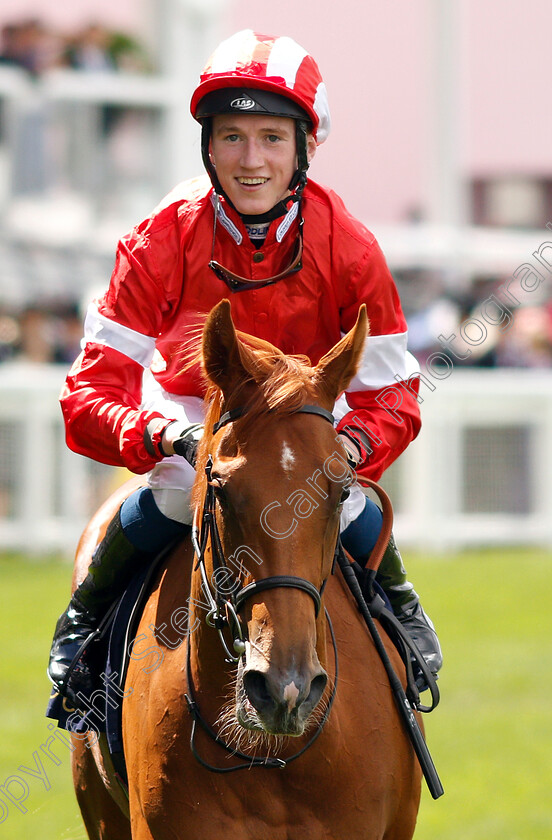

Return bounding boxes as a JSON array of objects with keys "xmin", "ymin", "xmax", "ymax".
[
  {"xmin": 47, "ymin": 507, "xmax": 149, "ymax": 703},
  {"xmin": 376, "ymin": 534, "xmax": 442, "ymax": 681}
]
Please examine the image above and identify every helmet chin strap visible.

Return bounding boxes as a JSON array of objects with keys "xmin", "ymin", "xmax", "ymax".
[
  {"xmin": 201, "ymin": 119, "xmax": 310, "ymax": 225},
  {"xmin": 238, "ymin": 187, "xmax": 304, "ymax": 225}
]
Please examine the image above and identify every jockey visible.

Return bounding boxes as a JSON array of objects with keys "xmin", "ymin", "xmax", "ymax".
[{"xmin": 48, "ymin": 30, "xmax": 441, "ymax": 702}]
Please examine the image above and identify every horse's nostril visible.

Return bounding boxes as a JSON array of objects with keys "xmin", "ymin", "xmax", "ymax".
[
  {"xmin": 308, "ymin": 673, "xmax": 327, "ymax": 707},
  {"xmin": 243, "ymin": 670, "xmax": 273, "ymax": 713},
  {"xmin": 243, "ymin": 669, "xmax": 328, "ymax": 717}
]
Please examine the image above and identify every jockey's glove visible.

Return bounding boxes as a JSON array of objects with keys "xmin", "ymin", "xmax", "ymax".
[
  {"xmin": 163, "ymin": 421, "xmax": 204, "ymax": 467},
  {"xmin": 144, "ymin": 418, "xmax": 203, "ymax": 467}
]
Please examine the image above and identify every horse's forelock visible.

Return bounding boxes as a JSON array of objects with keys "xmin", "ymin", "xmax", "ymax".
[
  {"xmin": 190, "ymin": 328, "xmax": 319, "ymax": 512},
  {"xmin": 192, "ymin": 347, "xmax": 316, "ymax": 490},
  {"xmin": 226, "ymin": 343, "xmax": 316, "ymax": 426}
]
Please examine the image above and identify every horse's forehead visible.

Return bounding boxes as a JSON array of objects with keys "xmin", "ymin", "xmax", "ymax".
[
  {"xmin": 242, "ymin": 422, "xmax": 323, "ymax": 466},
  {"xmin": 214, "ymin": 412, "xmax": 336, "ymax": 479},
  {"xmin": 280, "ymin": 440, "xmax": 296, "ymax": 474},
  {"xmin": 215, "ymin": 436, "xmax": 300, "ymax": 476}
]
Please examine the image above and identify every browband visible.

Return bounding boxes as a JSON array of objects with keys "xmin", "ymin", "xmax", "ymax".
[{"xmin": 212, "ymin": 404, "xmax": 335, "ymax": 435}]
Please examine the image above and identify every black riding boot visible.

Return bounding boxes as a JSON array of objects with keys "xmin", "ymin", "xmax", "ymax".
[
  {"xmin": 47, "ymin": 507, "xmax": 148, "ymax": 703},
  {"xmin": 376, "ymin": 534, "xmax": 442, "ymax": 681}
]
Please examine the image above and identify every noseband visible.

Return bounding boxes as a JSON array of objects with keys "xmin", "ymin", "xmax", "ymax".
[{"xmin": 191, "ymin": 403, "xmax": 336, "ymax": 660}]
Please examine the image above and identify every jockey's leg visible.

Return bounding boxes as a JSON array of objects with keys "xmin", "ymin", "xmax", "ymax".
[
  {"xmin": 340, "ymin": 486, "xmax": 442, "ymax": 684},
  {"xmin": 48, "ymin": 484, "xmax": 190, "ymax": 703}
]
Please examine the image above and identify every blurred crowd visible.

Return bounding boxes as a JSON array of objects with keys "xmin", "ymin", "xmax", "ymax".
[
  {"xmin": 0, "ymin": 18, "xmax": 150, "ymax": 76},
  {"xmin": 398, "ymin": 269, "xmax": 552, "ymax": 370},
  {"xmin": 0, "ymin": 303, "xmax": 82, "ymax": 366},
  {"xmin": 0, "ymin": 278, "xmax": 551, "ymax": 369}
]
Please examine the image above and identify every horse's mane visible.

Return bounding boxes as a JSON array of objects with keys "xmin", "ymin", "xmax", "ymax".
[{"xmin": 204, "ymin": 331, "xmax": 319, "ymax": 435}]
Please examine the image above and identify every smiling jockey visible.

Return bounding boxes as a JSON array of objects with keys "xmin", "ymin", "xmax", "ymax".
[{"xmin": 48, "ymin": 30, "xmax": 441, "ymax": 702}]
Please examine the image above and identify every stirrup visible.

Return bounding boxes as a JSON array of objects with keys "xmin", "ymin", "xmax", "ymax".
[{"xmin": 396, "ymin": 601, "xmax": 442, "ymax": 688}]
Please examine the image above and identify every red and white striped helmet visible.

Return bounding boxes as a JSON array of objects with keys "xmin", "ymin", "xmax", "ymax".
[{"xmin": 190, "ymin": 30, "xmax": 331, "ymax": 144}]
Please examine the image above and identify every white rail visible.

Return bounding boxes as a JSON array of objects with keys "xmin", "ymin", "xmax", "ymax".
[
  {"xmin": 381, "ymin": 368, "xmax": 552, "ymax": 550},
  {"xmin": 0, "ymin": 365, "xmax": 551, "ymax": 555},
  {"xmin": 0, "ymin": 364, "xmax": 120, "ymax": 554}
]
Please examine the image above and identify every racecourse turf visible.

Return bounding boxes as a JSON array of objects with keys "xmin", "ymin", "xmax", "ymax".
[{"xmin": 0, "ymin": 548, "xmax": 550, "ymax": 839}]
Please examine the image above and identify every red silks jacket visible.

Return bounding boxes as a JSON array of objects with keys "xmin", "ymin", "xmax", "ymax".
[{"xmin": 61, "ymin": 177, "xmax": 421, "ymax": 479}]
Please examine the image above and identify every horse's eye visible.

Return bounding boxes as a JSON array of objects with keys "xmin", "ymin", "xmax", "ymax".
[{"xmin": 212, "ymin": 483, "xmax": 226, "ymax": 504}]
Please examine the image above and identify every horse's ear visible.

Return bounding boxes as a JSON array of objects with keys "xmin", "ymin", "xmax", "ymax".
[
  {"xmin": 202, "ymin": 299, "xmax": 249, "ymax": 395},
  {"xmin": 315, "ymin": 305, "xmax": 368, "ymax": 404}
]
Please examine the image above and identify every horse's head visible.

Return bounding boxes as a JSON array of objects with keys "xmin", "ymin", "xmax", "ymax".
[{"xmin": 192, "ymin": 300, "xmax": 367, "ymax": 740}]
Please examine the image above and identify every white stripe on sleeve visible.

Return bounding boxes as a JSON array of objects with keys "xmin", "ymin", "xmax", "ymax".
[
  {"xmin": 82, "ymin": 303, "xmax": 157, "ymax": 368},
  {"xmin": 345, "ymin": 331, "xmax": 420, "ymax": 392}
]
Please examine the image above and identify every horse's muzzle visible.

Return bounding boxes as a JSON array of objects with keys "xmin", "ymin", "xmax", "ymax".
[{"xmin": 240, "ymin": 665, "xmax": 328, "ymax": 736}]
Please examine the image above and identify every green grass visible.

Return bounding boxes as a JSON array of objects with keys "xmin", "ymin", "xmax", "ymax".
[
  {"xmin": 0, "ymin": 555, "xmax": 85, "ymax": 839},
  {"xmin": 413, "ymin": 548, "xmax": 552, "ymax": 839},
  {"xmin": 0, "ymin": 548, "xmax": 550, "ymax": 838}
]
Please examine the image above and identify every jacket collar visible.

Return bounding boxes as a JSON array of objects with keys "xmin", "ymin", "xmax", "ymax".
[{"xmin": 210, "ymin": 192, "xmax": 299, "ymax": 247}]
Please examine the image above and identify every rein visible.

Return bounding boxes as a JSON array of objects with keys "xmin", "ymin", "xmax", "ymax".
[
  {"xmin": 335, "ymin": 542, "xmax": 444, "ymax": 800},
  {"xmin": 184, "ymin": 605, "xmax": 339, "ymax": 773}
]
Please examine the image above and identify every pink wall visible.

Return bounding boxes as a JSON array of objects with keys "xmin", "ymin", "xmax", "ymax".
[{"xmin": 465, "ymin": 0, "xmax": 552, "ymax": 176}]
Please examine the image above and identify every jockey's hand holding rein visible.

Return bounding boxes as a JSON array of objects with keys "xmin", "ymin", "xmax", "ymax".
[
  {"xmin": 145, "ymin": 419, "xmax": 203, "ymax": 466},
  {"xmin": 337, "ymin": 429, "xmax": 372, "ymax": 470}
]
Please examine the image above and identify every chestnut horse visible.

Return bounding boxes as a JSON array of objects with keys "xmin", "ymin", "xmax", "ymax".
[{"xmin": 70, "ymin": 301, "xmax": 422, "ymax": 839}]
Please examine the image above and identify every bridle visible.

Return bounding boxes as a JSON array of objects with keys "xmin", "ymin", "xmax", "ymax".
[
  {"xmin": 190, "ymin": 402, "xmax": 337, "ymax": 662},
  {"xmin": 185, "ymin": 402, "xmax": 340, "ymax": 772}
]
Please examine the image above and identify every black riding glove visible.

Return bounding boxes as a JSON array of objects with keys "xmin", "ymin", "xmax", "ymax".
[
  {"xmin": 144, "ymin": 419, "xmax": 203, "ymax": 467},
  {"xmin": 171, "ymin": 422, "xmax": 203, "ymax": 467}
]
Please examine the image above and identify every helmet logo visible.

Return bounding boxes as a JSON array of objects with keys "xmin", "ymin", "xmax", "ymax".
[{"xmin": 230, "ymin": 96, "xmax": 256, "ymax": 110}]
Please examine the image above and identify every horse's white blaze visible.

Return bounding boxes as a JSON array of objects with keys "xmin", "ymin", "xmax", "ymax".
[
  {"xmin": 283, "ymin": 681, "xmax": 300, "ymax": 711},
  {"xmin": 281, "ymin": 441, "xmax": 295, "ymax": 473}
]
